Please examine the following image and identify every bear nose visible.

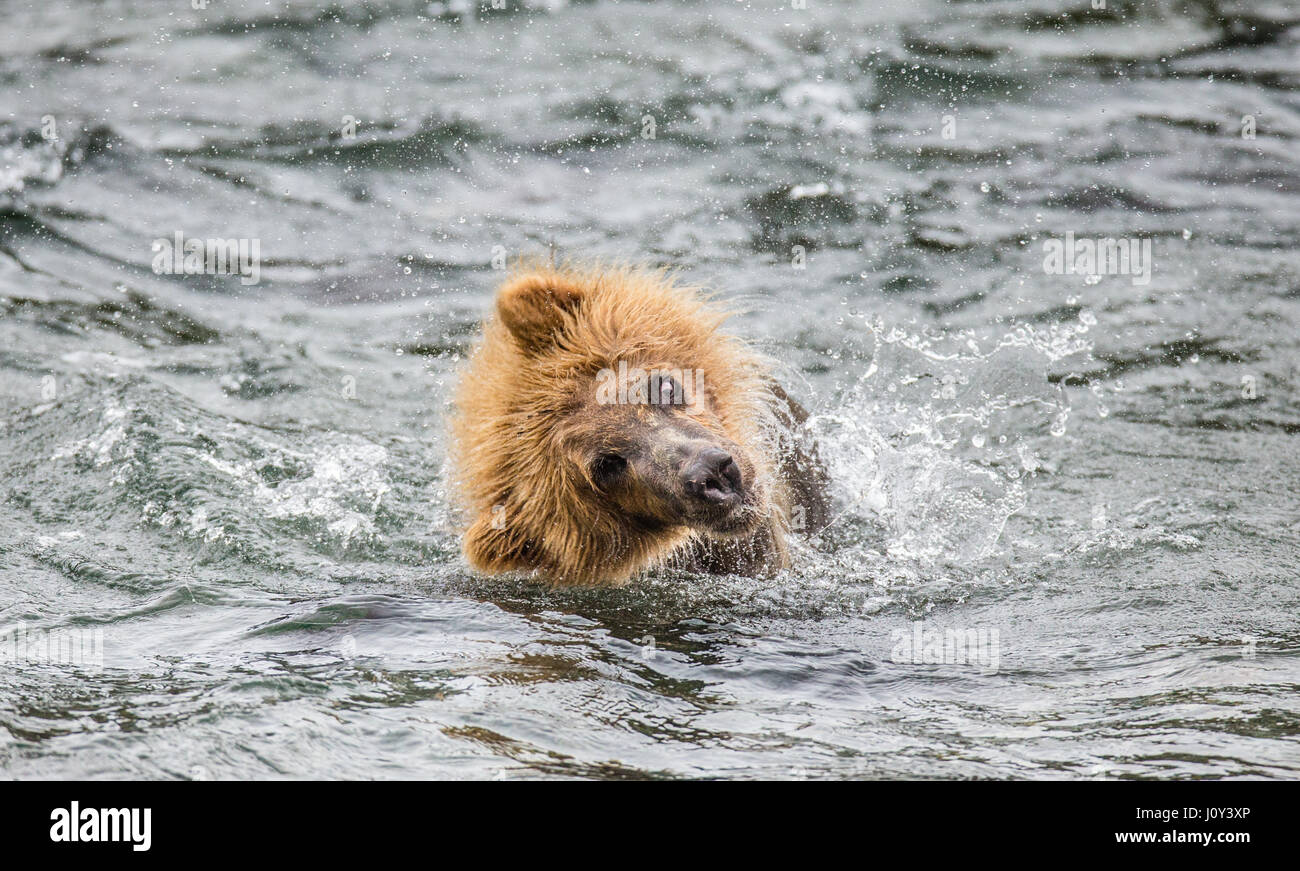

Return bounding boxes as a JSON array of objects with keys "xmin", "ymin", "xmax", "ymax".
[{"xmin": 681, "ymin": 447, "xmax": 742, "ymax": 505}]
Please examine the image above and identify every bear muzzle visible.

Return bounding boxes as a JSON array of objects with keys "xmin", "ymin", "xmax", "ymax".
[
  {"xmin": 678, "ymin": 445, "xmax": 757, "ymax": 533},
  {"xmin": 681, "ymin": 447, "xmax": 742, "ymax": 506}
]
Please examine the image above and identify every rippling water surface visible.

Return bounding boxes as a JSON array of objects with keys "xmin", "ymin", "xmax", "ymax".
[{"xmin": 2, "ymin": 0, "xmax": 1298, "ymax": 779}]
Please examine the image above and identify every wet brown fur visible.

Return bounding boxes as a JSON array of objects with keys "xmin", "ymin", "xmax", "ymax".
[{"xmin": 449, "ymin": 262, "xmax": 824, "ymax": 587}]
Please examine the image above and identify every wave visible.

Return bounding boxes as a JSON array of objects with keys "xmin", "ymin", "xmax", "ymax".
[
  {"xmin": 0, "ymin": 121, "xmax": 121, "ymax": 199},
  {"xmin": 166, "ymin": 115, "xmax": 488, "ymax": 170}
]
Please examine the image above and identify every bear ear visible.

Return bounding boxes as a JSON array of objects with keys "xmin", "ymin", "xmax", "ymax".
[
  {"xmin": 464, "ymin": 510, "xmax": 537, "ymax": 574},
  {"xmin": 495, "ymin": 272, "xmax": 588, "ymax": 352}
]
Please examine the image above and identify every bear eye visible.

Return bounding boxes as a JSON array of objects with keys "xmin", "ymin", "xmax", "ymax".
[
  {"xmin": 653, "ymin": 374, "xmax": 678, "ymax": 406},
  {"xmin": 589, "ymin": 453, "xmax": 627, "ymax": 487}
]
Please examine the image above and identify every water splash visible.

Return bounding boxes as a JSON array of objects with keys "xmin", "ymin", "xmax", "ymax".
[{"xmin": 807, "ymin": 315, "xmax": 1091, "ymax": 567}]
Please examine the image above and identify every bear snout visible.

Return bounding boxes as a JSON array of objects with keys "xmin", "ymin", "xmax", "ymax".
[{"xmin": 681, "ymin": 447, "xmax": 744, "ymax": 508}]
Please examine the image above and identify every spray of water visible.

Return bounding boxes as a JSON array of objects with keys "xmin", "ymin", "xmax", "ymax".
[{"xmin": 806, "ymin": 314, "xmax": 1093, "ymax": 568}]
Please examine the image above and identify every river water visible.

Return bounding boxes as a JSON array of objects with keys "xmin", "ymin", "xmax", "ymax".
[{"xmin": 1, "ymin": 0, "xmax": 1298, "ymax": 779}]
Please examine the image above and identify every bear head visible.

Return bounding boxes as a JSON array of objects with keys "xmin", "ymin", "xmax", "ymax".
[{"xmin": 450, "ymin": 264, "xmax": 780, "ymax": 586}]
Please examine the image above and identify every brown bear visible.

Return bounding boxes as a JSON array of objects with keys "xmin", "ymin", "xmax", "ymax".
[{"xmin": 449, "ymin": 263, "xmax": 828, "ymax": 587}]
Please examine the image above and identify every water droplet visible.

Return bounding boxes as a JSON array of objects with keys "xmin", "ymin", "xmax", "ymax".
[{"xmin": 1092, "ymin": 505, "xmax": 1108, "ymax": 530}]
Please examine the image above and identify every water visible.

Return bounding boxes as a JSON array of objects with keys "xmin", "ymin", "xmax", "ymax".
[{"xmin": 2, "ymin": 0, "xmax": 1298, "ymax": 779}]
